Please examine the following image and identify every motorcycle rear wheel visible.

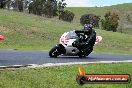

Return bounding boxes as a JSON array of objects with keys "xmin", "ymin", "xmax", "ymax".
[{"xmin": 78, "ymin": 47, "xmax": 93, "ymax": 58}]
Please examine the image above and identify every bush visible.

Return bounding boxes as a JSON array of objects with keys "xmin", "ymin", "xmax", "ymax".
[
  {"xmin": 80, "ymin": 14, "xmax": 100, "ymax": 27},
  {"xmin": 127, "ymin": 13, "xmax": 132, "ymax": 22},
  {"xmin": 101, "ymin": 12, "xmax": 119, "ymax": 32},
  {"xmin": 60, "ymin": 10, "xmax": 75, "ymax": 22}
]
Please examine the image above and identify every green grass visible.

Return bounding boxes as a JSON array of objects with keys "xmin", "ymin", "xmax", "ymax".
[
  {"xmin": 0, "ymin": 10, "xmax": 80, "ymax": 49},
  {"xmin": 0, "ymin": 7, "xmax": 132, "ymax": 54},
  {"xmin": 94, "ymin": 29, "xmax": 132, "ymax": 54},
  {"xmin": 0, "ymin": 63, "xmax": 132, "ymax": 88},
  {"xmin": 119, "ymin": 28, "xmax": 132, "ymax": 35}
]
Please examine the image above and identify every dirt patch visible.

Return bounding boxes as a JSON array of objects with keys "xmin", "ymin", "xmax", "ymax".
[{"xmin": 0, "ymin": 26, "xmax": 10, "ymax": 33}]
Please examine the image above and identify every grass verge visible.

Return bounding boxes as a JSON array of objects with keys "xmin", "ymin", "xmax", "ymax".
[{"xmin": 0, "ymin": 63, "xmax": 132, "ymax": 88}]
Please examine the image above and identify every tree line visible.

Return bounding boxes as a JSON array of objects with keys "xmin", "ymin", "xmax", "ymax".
[
  {"xmin": 0, "ymin": 0, "xmax": 75, "ymax": 22},
  {"xmin": 0, "ymin": 0, "xmax": 121, "ymax": 32}
]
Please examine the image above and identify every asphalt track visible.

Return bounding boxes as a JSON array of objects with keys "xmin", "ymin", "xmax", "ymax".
[{"xmin": 0, "ymin": 50, "xmax": 131, "ymax": 66}]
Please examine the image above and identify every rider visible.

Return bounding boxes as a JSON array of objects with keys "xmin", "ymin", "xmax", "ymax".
[{"xmin": 72, "ymin": 24, "xmax": 96, "ymax": 57}]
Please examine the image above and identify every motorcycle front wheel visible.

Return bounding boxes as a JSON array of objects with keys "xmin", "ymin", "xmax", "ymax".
[{"xmin": 49, "ymin": 46, "xmax": 59, "ymax": 58}]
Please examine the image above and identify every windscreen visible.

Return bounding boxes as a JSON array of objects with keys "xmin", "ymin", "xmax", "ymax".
[{"xmin": 66, "ymin": 31, "xmax": 78, "ymax": 39}]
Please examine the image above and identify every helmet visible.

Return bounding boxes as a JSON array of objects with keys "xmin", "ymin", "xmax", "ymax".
[{"xmin": 84, "ymin": 24, "xmax": 93, "ymax": 30}]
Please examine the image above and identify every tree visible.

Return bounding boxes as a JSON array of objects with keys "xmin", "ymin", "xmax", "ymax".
[
  {"xmin": 18, "ymin": 0, "xmax": 23, "ymax": 12},
  {"xmin": 28, "ymin": 0, "xmax": 57, "ymax": 17},
  {"xmin": 28, "ymin": 1, "xmax": 33, "ymax": 14},
  {"xmin": 57, "ymin": 0, "xmax": 74, "ymax": 22},
  {"xmin": 80, "ymin": 14, "xmax": 100, "ymax": 27},
  {"xmin": 101, "ymin": 12, "xmax": 119, "ymax": 32},
  {"xmin": 0, "ymin": 0, "xmax": 6, "ymax": 9},
  {"xmin": 57, "ymin": 0, "xmax": 66, "ymax": 20},
  {"xmin": 59, "ymin": 10, "xmax": 74, "ymax": 22},
  {"xmin": 44, "ymin": 0, "xmax": 53, "ymax": 17}
]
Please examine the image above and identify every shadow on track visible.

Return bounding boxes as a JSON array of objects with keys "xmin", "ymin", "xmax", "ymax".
[{"xmin": 49, "ymin": 56, "xmax": 96, "ymax": 60}]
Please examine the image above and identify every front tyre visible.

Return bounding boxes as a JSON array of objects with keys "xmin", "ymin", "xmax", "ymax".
[{"xmin": 49, "ymin": 46, "xmax": 59, "ymax": 58}]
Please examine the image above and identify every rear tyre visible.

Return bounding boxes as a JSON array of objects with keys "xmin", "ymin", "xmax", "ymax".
[
  {"xmin": 78, "ymin": 53, "xmax": 86, "ymax": 58},
  {"xmin": 78, "ymin": 47, "xmax": 93, "ymax": 58},
  {"xmin": 85, "ymin": 47, "xmax": 93, "ymax": 56},
  {"xmin": 49, "ymin": 46, "xmax": 59, "ymax": 58},
  {"xmin": 78, "ymin": 51, "xmax": 86, "ymax": 58}
]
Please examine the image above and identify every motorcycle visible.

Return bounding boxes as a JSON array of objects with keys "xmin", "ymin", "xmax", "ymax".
[{"xmin": 49, "ymin": 30, "xmax": 102, "ymax": 58}]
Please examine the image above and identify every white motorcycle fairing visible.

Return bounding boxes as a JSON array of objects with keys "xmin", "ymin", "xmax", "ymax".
[
  {"xmin": 59, "ymin": 31, "xmax": 102, "ymax": 56},
  {"xmin": 59, "ymin": 31, "xmax": 80, "ymax": 55}
]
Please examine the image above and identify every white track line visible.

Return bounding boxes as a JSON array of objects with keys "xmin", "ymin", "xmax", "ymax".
[
  {"xmin": 28, "ymin": 60, "xmax": 132, "ymax": 68},
  {"xmin": 0, "ymin": 60, "xmax": 132, "ymax": 69}
]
